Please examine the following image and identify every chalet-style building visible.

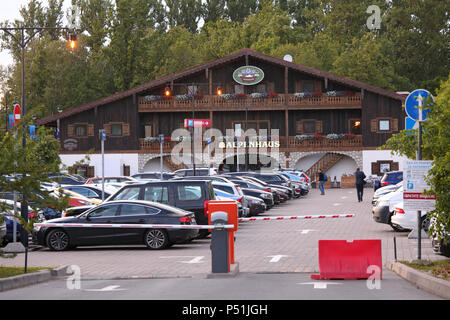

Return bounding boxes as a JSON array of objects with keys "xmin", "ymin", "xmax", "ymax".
[{"xmin": 37, "ymin": 48, "xmax": 409, "ymax": 181}]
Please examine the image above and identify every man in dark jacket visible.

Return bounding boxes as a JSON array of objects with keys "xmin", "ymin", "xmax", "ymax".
[{"xmin": 355, "ymin": 168, "xmax": 366, "ymax": 202}]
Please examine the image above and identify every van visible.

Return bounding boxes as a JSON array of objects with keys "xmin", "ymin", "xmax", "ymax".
[{"xmin": 107, "ymin": 180, "xmax": 216, "ymax": 238}]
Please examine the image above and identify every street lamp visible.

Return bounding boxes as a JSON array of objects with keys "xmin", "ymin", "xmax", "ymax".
[{"xmin": 0, "ymin": 25, "xmax": 77, "ymax": 272}]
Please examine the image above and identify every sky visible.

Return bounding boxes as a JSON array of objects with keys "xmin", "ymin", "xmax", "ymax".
[{"xmin": 0, "ymin": 0, "xmax": 71, "ymax": 67}]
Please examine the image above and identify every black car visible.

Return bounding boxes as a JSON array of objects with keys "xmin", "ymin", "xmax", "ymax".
[
  {"xmin": 33, "ymin": 200, "xmax": 198, "ymax": 251},
  {"xmin": 106, "ymin": 180, "xmax": 216, "ymax": 238},
  {"xmin": 223, "ymin": 176, "xmax": 281, "ymax": 205},
  {"xmin": 245, "ymin": 195, "xmax": 267, "ymax": 216},
  {"xmin": 243, "ymin": 176, "xmax": 291, "ymax": 201},
  {"xmin": 239, "ymin": 188, "xmax": 274, "ymax": 209}
]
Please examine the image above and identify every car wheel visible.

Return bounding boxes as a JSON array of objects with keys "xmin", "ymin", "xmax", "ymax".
[
  {"xmin": 46, "ymin": 229, "xmax": 70, "ymax": 251},
  {"xmin": 420, "ymin": 215, "xmax": 431, "ymax": 233},
  {"xmin": 144, "ymin": 229, "xmax": 169, "ymax": 250}
]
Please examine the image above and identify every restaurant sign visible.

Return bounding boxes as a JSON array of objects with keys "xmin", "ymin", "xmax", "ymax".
[{"xmin": 233, "ymin": 66, "xmax": 264, "ymax": 86}]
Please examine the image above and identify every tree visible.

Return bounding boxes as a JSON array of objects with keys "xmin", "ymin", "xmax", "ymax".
[
  {"xmin": 0, "ymin": 125, "xmax": 69, "ymax": 245},
  {"xmin": 165, "ymin": 0, "xmax": 203, "ymax": 33},
  {"xmin": 382, "ymin": 75, "xmax": 450, "ymax": 242},
  {"xmin": 202, "ymin": 0, "xmax": 226, "ymax": 23},
  {"xmin": 225, "ymin": 0, "xmax": 259, "ymax": 23}
]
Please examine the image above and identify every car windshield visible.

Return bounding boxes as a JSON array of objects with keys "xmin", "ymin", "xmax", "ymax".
[{"xmin": 111, "ymin": 187, "xmax": 140, "ymax": 201}]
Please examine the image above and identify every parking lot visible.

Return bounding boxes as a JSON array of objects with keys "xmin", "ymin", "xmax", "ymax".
[{"xmin": 1, "ymin": 188, "xmax": 444, "ymax": 279}]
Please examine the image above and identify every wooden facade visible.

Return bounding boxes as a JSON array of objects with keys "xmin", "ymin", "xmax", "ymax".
[{"xmin": 38, "ymin": 48, "xmax": 405, "ymax": 155}]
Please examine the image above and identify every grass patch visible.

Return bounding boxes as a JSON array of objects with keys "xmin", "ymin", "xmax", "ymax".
[
  {"xmin": 401, "ymin": 260, "xmax": 450, "ymax": 281},
  {"xmin": 0, "ymin": 266, "xmax": 52, "ymax": 279}
]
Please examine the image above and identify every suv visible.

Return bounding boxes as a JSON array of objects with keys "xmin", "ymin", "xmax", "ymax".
[
  {"xmin": 106, "ymin": 180, "xmax": 216, "ymax": 238},
  {"xmin": 173, "ymin": 168, "xmax": 218, "ymax": 177},
  {"xmin": 376, "ymin": 171, "xmax": 403, "ymax": 190}
]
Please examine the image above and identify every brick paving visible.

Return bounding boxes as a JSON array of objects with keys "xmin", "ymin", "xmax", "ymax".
[{"xmin": 1, "ymin": 188, "xmax": 445, "ymax": 278}]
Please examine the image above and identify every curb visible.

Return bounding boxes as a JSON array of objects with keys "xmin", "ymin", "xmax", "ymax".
[
  {"xmin": 386, "ymin": 261, "xmax": 450, "ymax": 300},
  {"xmin": 0, "ymin": 265, "xmax": 69, "ymax": 292}
]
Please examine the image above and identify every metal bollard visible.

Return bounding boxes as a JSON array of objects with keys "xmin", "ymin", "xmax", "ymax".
[{"xmin": 210, "ymin": 211, "xmax": 229, "ymax": 273}]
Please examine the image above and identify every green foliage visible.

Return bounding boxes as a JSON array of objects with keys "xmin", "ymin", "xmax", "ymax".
[
  {"xmin": 0, "ymin": 125, "xmax": 69, "ymax": 237},
  {"xmin": 382, "ymin": 75, "xmax": 450, "ymax": 242}
]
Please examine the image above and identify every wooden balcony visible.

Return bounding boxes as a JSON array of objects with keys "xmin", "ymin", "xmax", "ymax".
[
  {"xmin": 138, "ymin": 93, "xmax": 362, "ymax": 112},
  {"xmin": 139, "ymin": 135, "xmax": 363, "ymax": 153}
]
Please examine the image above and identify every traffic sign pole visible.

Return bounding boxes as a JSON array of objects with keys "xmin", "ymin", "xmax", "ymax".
[{"xmin": 417, "ymin": 120, "xmax": 422, "ymax": 260}]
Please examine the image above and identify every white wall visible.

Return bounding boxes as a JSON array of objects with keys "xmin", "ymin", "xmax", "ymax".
[
  {"xmin": 60, "ymin": 153, "xmax": 139, "ymax": 177},
  {"xmin": 293, "ymin": 153, "xmax": 325, "ymax": 171},
  {"xmin": 362, "ymin": 150, "xmax": 411, "ymax": 177},
  {"xmin": 326, "ymin": 156, "xmax": 358, "ymax": 182}
]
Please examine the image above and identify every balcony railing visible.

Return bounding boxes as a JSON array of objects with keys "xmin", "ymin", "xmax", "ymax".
[
  {"xmin": 139, "ymin": 135, "xmax": 362, "ymax": 153},
  {"xmin": 138, "ymin": 93, "xmax": 362, "ymax": 112}
]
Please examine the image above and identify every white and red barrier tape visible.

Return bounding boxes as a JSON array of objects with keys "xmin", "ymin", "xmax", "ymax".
[
  {"xmin": 238, "ymin": 214, "xmax": 354, "ymax": 222},
  {"xmin": 34, "ymin": 222, "xmax": 235, "ymax": 230},
  {"xmin": 34, "ymin": 214, "xmax": 354, "ymax": 230}
]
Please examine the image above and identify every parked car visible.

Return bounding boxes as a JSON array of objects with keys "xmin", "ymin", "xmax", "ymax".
[
  {"xmin": 243, "ymin": 176, "xmax": 290, "ymax": 202},
  {"xmin": 32, "ymin": 200, "xmax": 198, "ymax": 251},
  {"xmin": 240, "ymin": 188, "xmax": 274, "ymax": 209},
  {"xmin": 49, "ymin": 174, "xmax": 86, "ymax": 185},
  {"xmin": 375, "ymin": 171, "xmax": 403, "ymax": 190},
  {"xmin": 372, "ymin": 181, "xmax": 403, "ymax": 206},
  {"xmin": 223, "ymin": 176, "xmax": 280, "ymax": 205},
  {"xmin": 430, "ymin": 218, "xmax": 450, "ymax": 257},
  {"xmin": 391, "ymin": 201, "xmax": 429, "ymax": 232},
  {"xmin": 85, "ymin": 176, "xmax": 138, "ymax": 184},
  {"xmin": 0, "ymin": 192, "xmax": 60, "ymax": 220},
  {"xmin": 211, "ymin": 181, "xmax": 249, "ymax": 217},
  {"xmin": 132, "ymin": 172, "xmax": 175, "ymax": 180},
  {"xmin": 212, "ymin": 189, "xmax": 249, "ymax": 217},
  {"xmin": 63, "ymin": 185, "xmax": 113, "ymax": 201},
  {"xmin": 372, "ymin": 187, "xmax": 404, "ymax": 231},
  {"xmin": 106, "ymin": 180, "xmax": 216, "ymax": 238},
  {"xmin": 63, "ymin": 205, "xmax": 94, "ymax": 217},
  {"xmin": 245, "ymin": 195, "xmax": 267, "ymax": 216},
  {"xmin": 0, "ymin": 200, "xmax": 35, "ymax": 244},
  {"xmin": 277, "ymin": 171, "xmax": 309, "ymax": 196},
  {"xmin": 172, "ymin": 175, "xmax": 234, "ymax": 184},
  {"xmin": 173, "ymin": 168, "xmax": 218, "ymax": 177}
]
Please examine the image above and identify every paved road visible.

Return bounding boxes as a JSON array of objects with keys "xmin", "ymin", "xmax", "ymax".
[
  {"xmin": 0, "ymin": 270, "xmax": 442, "ymax": 300},
  {"xmin": 1, "ymin": 188, "xmax": 443, "ymax": 279}
]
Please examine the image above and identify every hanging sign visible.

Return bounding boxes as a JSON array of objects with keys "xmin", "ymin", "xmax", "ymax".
[{"xmin": 233, "ymin": 66, "xmax": 264, "ymax": 86}]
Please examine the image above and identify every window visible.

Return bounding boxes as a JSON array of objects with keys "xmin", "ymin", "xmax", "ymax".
[
  {"xmin": 75, "ymin": 125, "xmax": 86, "ymax": 137},
  {"xmin": 111, "ymin": 187, "xmax": 141, "ymax": 201},
  {"xmin": 88, "ymin": 205, "xmax": 120, "ymax": 218},
  {"xmin": 176, "ymin": 185, "xmax": 202, "ymax": 201},
  {"xmin": 214, "ymin": 185, "xmax": 234, "ymax": 194},
  {"xmin": 379, "ymin": 120, "xmax": 390, "ymax": 131},
  {"xmin": 379, "ymin": 162, "xmax": 391, "ymax": 173},
  {"xmin": 303, "ymin": 81, "xmax": 315, "ymax": 92},
  {"xmin": 111, "ymin": 124, "xmax": 122, "ymax": 136},
  {"xmin": 144, "ymin": 186, "xmax": 169, "ymax": 204},
  {"xmin": 70, "ymin": 187, "xmax": 99, "ymax": 199},
  {"xmin": 303, "ymin": 120, "xmax": 316, "ymax": 134},
  {"xmin": 119, "ymin": 204, "xmax": 149, "ymax": 216},
  {"xmin": 187, "ymin": 85, "xmax": 198, "ymax": 95},
  {"xmin": 349, "ymin": 119, "xmax": 362, "ymax": 135}
]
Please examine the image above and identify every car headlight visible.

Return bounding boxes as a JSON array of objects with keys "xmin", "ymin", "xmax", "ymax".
[
  {"xmin": 260, "ymin": 193, "xmax": 270, "ymax": 199},
  {"xmin": 377, "ymin": 200, "xmax": 390, "ymax": 207}
]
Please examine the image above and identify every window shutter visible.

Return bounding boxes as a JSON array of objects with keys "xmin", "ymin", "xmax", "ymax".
[
  {"xmin": 104, "ymin": 123, "xmax": 111, "ymax": 135},
  {"xmin": 295, "ymin": 81, "xmax": 302, "ymax": 92},
  {"xmin": 123, "ymin": 123, "xmax": 130, "ymax": 136},
  {"xmin": 87, "ymin": 166, "xmax": 95, "ymax": 178},
  {"xmin": 371, "ymin": 162, "xmax": 380, "ymax": 175},
  {"xmin": 371, "ymin": 119, "xmax": 378, "ymax": 132},
  {"xmin": 87, "ymin": 124, "xmax": 94, "ymax": 136},
  {"xmin": 296, "ymin": 121, "xmax": 303, "ymax": 134},
  {"xmin": 391, "ymin": 119, "xmax": 398, "ymax": 132},
  {"xmin": 316, "ymin": 120, "xmax": 323, "ymax": 133},
  {"xmin": 391, "ymin": 162, "xmax": 399, "ymax": 171},
  {"xmin": 68, "ymin": 124, "xmax": 74, "ymax": 137},
  {"xmin": 267, "ymin": 82, "xmax": 275, "ymax": 93}
]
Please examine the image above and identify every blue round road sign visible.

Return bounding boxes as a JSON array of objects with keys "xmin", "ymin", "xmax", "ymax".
[{"xmin": 405, "ymin": 89, "xmax": 434, "ymax": 121}]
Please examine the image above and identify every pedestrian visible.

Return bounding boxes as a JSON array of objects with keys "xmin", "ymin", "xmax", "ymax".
[
  {"xmin": 355, "ymin": 167, "xmax": 366, "ymax": 202},
  {"xmin": 317, "ymin": 169, "xmax": 325, "ymax": 195}
]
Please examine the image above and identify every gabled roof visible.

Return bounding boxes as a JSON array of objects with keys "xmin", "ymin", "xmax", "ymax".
[{"xmin": 38, "ymin": 48, "xmax": 405, "ymax": 125}]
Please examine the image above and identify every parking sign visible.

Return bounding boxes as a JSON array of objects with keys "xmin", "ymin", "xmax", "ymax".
[{"xmin": 403, "ymin": 160, "xmax": 436, "ymax": 211}]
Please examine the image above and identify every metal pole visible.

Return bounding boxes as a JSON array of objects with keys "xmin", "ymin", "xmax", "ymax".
[
  {"xmin": 245, "ymin": 105, "xmax": 248, "ymax": 172},
  {"xmin": 416, "ymin": 120, "xmax": 422, "ymax": 260},
  {"xmin": 101, "ymin": 137, "xmax": 105, "ymax": 201},
  {"xmin": 160, "ymin": 136, "xmax": 163, "ymax": 179}
]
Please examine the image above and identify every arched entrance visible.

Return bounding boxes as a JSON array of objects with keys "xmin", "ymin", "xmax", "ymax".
[{"xmin": 221, "ymin": 153, "xmax": 280, "ymax": 172}]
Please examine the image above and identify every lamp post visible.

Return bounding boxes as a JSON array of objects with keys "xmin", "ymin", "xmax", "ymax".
[{"xmin": 0, "ymin": 26, "xmax": 77, "ymax": 272}]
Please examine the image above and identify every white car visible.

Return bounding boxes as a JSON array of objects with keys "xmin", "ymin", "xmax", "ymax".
[
  {"xmin": 173, "ymin": 168, "xmax": 218, "ymax": 177},
  {"xmin": 391, "ymin": 201, "xmax": 429, "ymax": 232}
]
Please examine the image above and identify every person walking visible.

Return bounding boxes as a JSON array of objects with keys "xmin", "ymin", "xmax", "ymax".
[
  {"xmin": 355, "ymin": 168, "xmax": 366, "ymax": 202},
  {"xmin": 317, "ymin": 169, "xmax": 325, "ymax": 195}
]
